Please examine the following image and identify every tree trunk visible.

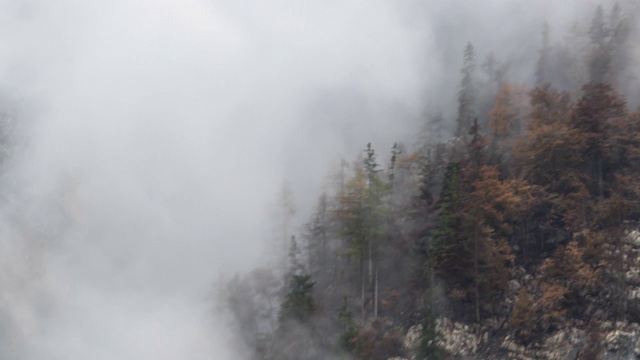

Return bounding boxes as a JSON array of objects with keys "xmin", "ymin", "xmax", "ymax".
[
  {"xmin": 598, "ymin": 158, "xmax": 603, "ymax": 198},
  {"xmin": 474, "ymin": 222, "xmax": 480, "ymax": 324},
  {"xmin": 369, "ymin": 239, "xmax": 373, "ymax": 299},
  {"xmin": 361, "ymin": 253, "xmax": 365, "ymax": 325},
  {"xmin": 374, "ymin": 265, "xmax": 379, "ymax": 318}
]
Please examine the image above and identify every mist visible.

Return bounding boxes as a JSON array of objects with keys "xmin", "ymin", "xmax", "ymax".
[{"xmin": 0, "ymin": 0, "xmax": 633, "ymax": 358}]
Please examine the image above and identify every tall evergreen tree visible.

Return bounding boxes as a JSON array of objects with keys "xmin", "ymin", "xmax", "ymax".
[
  {"xmin": 288, "ymin": 235, "xmax": 306, "ymax": 279},
  {"xmin": 425, "ymin": 112, "xmax": 444, "ymax": 146},
  {"xmin": 418, "ymin": 288, "xmax": 444, "ymax": 360},
  {"xmin": 280, "ymin": 274, "xmax": 316, "ymax": 323},
  {"xmin": 587, "ymin": 5, "xmax": 611, "ymax": 84},
  {"xmin": 432, "ymin": 161, "xmax": 472, "ymax": 302},
  {"xmin": 456, "ymin": 43, "xmax": 477, "ymax": 137},
  {"xmin": 363, "ymin": 143, "xmax": 386, "ymax": 319},
  {"xmin": 609, "ymin": 3, "xmax": 631, "ymax": 88},
  {"xmin": 535, "ymin": 22, "xmax": 552, "ymax": 85},
  {"xmin": 305, "ymin": 193, "xmax": 331, "ymax": 294}
]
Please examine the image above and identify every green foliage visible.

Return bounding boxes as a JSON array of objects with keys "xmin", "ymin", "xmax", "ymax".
[
  {"xmin": 457, "ymin": 42, "xmax": 477, "ymax": 137},
  {"xmin": 287, "ymin": 235, "xmax": 305, "ymax": 277},
  {"xmin": 337, "ymin": 298, "xmax": 360, "ymax": 352},
  {"xmin": 337, "ymin": 144, "xmax": 392, "ymax": 258},
  {"xmin": 432, "ymin": 162, "xmax": 463, "ymax": 264},
  {"xmin": 336, "ymin": 165, "xmax": 369, "ymax": 257},
  {"xmin": 418, "ymin": 289, "xmax": 444, "ymax": 360},
  {"xmin": 280, "ymin": 274, "xmax": 316, "ymax": 324},
  {"xmin": 388, "ymin": 142, "xmax": 400, "ymax": 183},
  {"xmin": 432, "ymin": 161, "xmax": 473, "ymax": 296}
]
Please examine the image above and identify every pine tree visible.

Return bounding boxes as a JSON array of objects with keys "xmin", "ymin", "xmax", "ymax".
[
  {"xmin": 589, "ymin": 5, "xmax": 609, "ymax": 48},
  {"xmin": 456, "ymin": 43, "xmax": 477, "ymax": 137},
  {"xmin": 418, "ymin": 288, "xmax": 444, "ymax": 360},
  {"xmin": 280, "ymin": 274, "xmax": 316, "ymax": 324},
  {"xmin": 609, "ymin": 3, "xmax": 631, "ymax": 89},
  {"xmin": 431, "ymin": 161, "xmax": 473, "ymax": 303},
  {"xmin": 277, "ymin": 182, "xmax": 297, "ymax": 278},
  {"xmin": 587, "ymin": 5, "xmax": 611, "ymax": 85},
  {"xmin": 424, "ymin": 111, "xmax": 445, "ymax": 147},
  {"xmin": 363, "ymin": 143, "xmax": 386, "ymax": 319},
  {"xmin": 535, "ymin": 22, "xmax": 551, "ymax": 85},
  {"xmin": 288, "ymin": 235, "xmax": 306, "ymax": 279},
  {"xmin": 337, "ymin": 297, "xmax": 360, "ymax": 352},
  {"xmin": 305, "ymin": 193, "xmax": 331, "ymax": 294},
  {"xmin": 224, "ymin": 275, "xmax": 259, "ymax": 351},
  {"xmin": 388, "ymin": 143, "xmax": 400, "ymax": 184},
  {"xmin": 271, "ymin": 273, "xmax": 319, "ymax": 360}
]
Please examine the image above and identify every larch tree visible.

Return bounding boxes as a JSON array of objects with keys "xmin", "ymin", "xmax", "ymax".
[
  {"xmin": 538, "ymin": 237, "xmax": 602, "ymax": 326},
  {"xmin": 489, "ymin": 84, "xmax": 518, "ymax": 142},
  {"xmin": 514, "ymin": 85, "xmax": 580, "ymax": 193},
  {"xmin": 514, "ymin": 85, "xmax": 588, "ymax": 228},
  {"xmin": 488, "ymin": 83, "xmax": 529, "ymax": 169},
  {"xmin": 335, "ymin": 146, "xmax": 388, "ymax": 324},
  {"xmin": 336, "ymin": 163, "xmax": 368, "ymax": 324},
  {"xmin": 570, "ymin": 83, "xmax": 627, "ymax": 198},
  {"xmin": 467, "ymin": 166, "xmax": 515, "ymax": 319},
  {"xmin": 509, "ymin": 286, "xmax": 535, "ymax": 343}
]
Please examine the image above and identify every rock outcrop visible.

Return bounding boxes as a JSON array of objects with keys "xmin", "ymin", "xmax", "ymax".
[{"xmin": 400, "ymin": 318, "xmax": 640, "ymax": 359}]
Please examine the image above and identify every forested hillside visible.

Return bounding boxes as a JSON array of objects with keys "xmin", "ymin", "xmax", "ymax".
[{"xmin": 219, "ymin": 3, "xmax": 640, "ymax": 359}]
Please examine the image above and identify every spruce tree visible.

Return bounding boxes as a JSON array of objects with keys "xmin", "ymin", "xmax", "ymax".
[
  {"xmin": 535, "ymin": 22, "xmax": 551, "ymax": 85},
  {"xmin": 280, "ymin": 274, "xmax": 316, "ymax": 324},
  {"xmin": 456, "ymin": 43, "xmax": 477, "ymax": 137},
  {"xmin": 418, "ymin": 288, "xmax": 444, "ymax": 360},
  {"xmin": 588, "ymin": 5, "xmax": 611, "ymax": 84}
]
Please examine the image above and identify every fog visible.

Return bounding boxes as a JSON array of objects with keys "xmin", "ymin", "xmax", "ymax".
[{"xmin": 0, "ymin": 0, "xmax": 632, "ymax": 358}]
